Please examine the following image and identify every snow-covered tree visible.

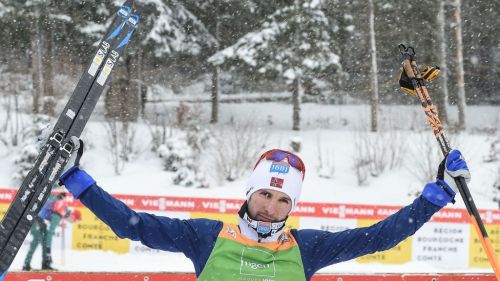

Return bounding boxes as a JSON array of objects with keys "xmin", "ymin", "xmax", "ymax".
[
  {"xmin": 0, "ymin": 2, "xmax": 12, "ymax": 17},
  {"xmin": 157, "ymin": 135, "xmax": 210, "ymax": 188},
  {"xmin": 209, "ymin": 0, "xmax": 342, "ymax": 130},
  {"xmin": 102, "ymin": 0, "xmax": 216, "ymax": 123},
  {"xmin": 12, "ymin": 115, "xmax": 52, "ymax": 185},
  {"xmin": 156, "ymin": 103, "xmax": 211, "ymax": 188},
  {"xmin": 185, "ymin": 0, "xmax": 265, "ymax": 124},
  {"xmin": 72, "ymin": 0, "xmax": 217, "ymax": 179},
  {"xmin": 71, "ymin": 0, "xmax": 215, "ymax": 56},
  {"xmin": 137, "ymin": 0, "xmax": 216, "ymax": 57},
  {"xmin": 0, "ymin": 0, "xmax": 81, "ymax": 115}
]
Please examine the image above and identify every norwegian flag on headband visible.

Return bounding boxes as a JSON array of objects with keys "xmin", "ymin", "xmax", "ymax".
[{"xmin": 270, "ymin": 177, "xmax": 284, "ymax": 189}]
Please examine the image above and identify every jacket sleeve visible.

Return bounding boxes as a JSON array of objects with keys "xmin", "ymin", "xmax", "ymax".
[
  {"xmin": 294, "ymin": 194, "xmax": 443, "ymax": 279},
  {"xmin": 78, "ymin": 184, "xmax": 223, "ymax": 275}
]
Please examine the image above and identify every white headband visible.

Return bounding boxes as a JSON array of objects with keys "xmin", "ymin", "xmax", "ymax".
[{"xmin": 245, "ymin": 159, "xmax": 304, "ymax": 211}]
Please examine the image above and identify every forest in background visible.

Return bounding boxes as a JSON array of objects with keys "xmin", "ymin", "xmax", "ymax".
[{"xmin": 0, "ymin": 0, "xmax": 499, "ymax": 131}]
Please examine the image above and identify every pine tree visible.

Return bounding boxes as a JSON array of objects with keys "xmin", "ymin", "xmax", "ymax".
[
  {"xmin": 103, "ymin": 0, "xmax": 216, "ymax": 123},
  {"xmin": 209, "ymin": 0, "xmax": 342, "ymax": 130},
  {"xmin": 0, "ymin": 0, "xmax": 84, "ymax": 115},
  {"xmin": 461, "ymin": 0, "xmax": 500, "ymax": 105},
  {"xmin": 185, "ymin": 0, "xmax": 276, "ymax": 124}
]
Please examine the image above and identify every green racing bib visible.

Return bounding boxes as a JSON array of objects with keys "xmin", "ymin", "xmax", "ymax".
[{"xmin": 198, "ymin": 223, "xmax": 306, "ymax": 281}]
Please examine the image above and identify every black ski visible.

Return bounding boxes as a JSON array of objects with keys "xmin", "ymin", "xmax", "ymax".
[
  {"xmin": 0, "ymin": 0, "xmax": 131, "ymax": 244},
  {"xmin": 0, "ymin": 1, "xmax": 139, "ymax": 273}
]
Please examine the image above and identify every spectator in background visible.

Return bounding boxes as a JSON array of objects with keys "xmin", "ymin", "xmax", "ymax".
[{"xmin": 22, "ymin": 192, "xmax": 81, "ymax": 271}]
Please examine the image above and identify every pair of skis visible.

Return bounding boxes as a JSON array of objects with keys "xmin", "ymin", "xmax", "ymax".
[
  {"xmin": 398, "ymin": 44, "xmax": 500, "ymax": 280},
  {"xmin": 0, "ymin": 0, "xmax": 139, "ymax": 275}
]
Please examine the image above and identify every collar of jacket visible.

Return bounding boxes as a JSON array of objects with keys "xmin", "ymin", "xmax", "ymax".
[
  {"xmin": 237, "ymin": 216, "xmax": 286, "ymax": 243},
  {"xmin": 237, "ymin": 201, "xmax": 287, "ymax": 243}
]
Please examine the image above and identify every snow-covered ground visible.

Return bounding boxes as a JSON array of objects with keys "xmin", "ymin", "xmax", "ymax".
[{"xmin": 0, "ymin": 101, "xmax": 499, "ymax": 273}]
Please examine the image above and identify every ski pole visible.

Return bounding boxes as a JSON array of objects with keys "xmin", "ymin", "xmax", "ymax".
[
  {"xmin": 398, "ymin": 44, "xmax": 500, "ymax": 280},
  {"xmin": 61, "ymin": 218, "xmax": 65, "ymax": 267}
]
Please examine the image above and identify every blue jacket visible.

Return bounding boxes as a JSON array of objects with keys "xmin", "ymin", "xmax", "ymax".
[{"xmin": 76, "ymin": 182, "xmax": 449, "ymax": 280}]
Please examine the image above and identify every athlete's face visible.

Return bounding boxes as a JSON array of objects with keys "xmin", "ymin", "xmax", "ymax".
[{"xmin": 248, "ymin": 189, "xmax": 292, "ymax": 222}]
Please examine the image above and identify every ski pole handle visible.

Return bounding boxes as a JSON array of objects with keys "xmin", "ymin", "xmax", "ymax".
[{"xmin": 399, "ymin": 45, "xmax": 417, "ymax": 79}]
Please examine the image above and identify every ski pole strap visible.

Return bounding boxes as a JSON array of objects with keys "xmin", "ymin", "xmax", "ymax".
[
  {"xmin": 74, "ymin": 139, "xmax": 84, "ymax": 167},
  {"xmin": 398, "ymin": 44, "xmax": 415, "ymax": 60},
  {"xmin": 401, "ymin": 53, "xmax": 412, "ymax": 61},
  {"xmin": 421, "ymin": 181, "xmax": 454, "ymax": 207},
  {"xmin": 58, "ymin": 138, "xmax": 83, "ymax": 187},
  {"xmin": 436, "ymin": 154, "xmax": 456, "ymax": 204},
  {"xmin": 436, "ymin": 179, "xmax": 456, "ymax": 204}
]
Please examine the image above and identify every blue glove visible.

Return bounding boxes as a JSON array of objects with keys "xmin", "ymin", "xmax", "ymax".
[
  {"xmin": 59, "ymin": 166, "xmax": 95, "ymax": 199},
  {"xmin": 445, "ymin": 149, "xmax": 471, "ymax": 184},
  {"xmin": 438, "ymin": 149, "xmax": 471, "ymax": 194},
  {"xmin": 422, "ymin": 149, "xmax": 470, "ymax": 207}
]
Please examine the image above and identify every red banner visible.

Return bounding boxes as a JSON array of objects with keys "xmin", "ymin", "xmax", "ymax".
[
  {"xmin": 0, "ymin": 188, "xmax": 498, "ymax": 224},
  {"xmin": 3, "ymin": 272, "xmax": 495, "ymax": 281}
]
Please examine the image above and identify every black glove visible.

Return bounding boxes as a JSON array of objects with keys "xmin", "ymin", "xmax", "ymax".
[
  {"xmin": 399, "ymin": 65, "xmax": 440, "ymax": 96},
  {"xmin": 399, "ymin": 67, "xmax": 417, "ymax": 96},
  {"xmin": 59, "ymin": 136, "xmax": 84, "ymax": 186}
]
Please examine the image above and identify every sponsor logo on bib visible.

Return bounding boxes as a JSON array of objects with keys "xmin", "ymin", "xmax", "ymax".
[{"xmin": 240, "ymin": 247, "xmax": 276, "ymax": 278}]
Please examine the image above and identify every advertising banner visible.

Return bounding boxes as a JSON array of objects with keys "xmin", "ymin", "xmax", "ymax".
[{"xmin": 1, "ymin": 188, "xmax": 499, "ymax": 270}]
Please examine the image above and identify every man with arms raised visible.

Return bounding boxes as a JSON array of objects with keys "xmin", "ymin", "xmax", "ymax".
[{"xmin": 60, "ymin": 146, "xmax": 469, "ymax": 280}]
